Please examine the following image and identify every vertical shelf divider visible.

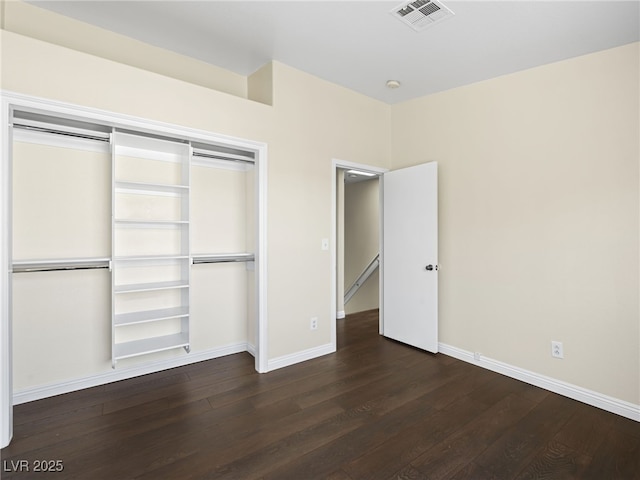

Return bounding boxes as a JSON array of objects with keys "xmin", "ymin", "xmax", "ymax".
[{"xmin": 111, "ymin": 131, "xmax": 191, "ymax": 367}]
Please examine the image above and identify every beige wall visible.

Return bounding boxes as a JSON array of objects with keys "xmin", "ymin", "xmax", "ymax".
[
  {"xmin": 265, "ymin": 62, "xmax": 390, "ymax": 356},
  {"xmin": 391, "ymin": 43, "xmax": 640, "ymax": 405},
  {"xmin": 344, "ymin": 178, "xmax": 380, "ymax": 314},
  {"xmin": 1, "ymin": 0, "xmax": 248, "ymax": 99}
]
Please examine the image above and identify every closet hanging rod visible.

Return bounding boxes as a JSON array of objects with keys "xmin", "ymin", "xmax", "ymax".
[
  {"xmin": 192, "ymin": 151, "xmax": 255, "ymax": 165},
  {"xmin": 12, "ymin": 258, "xmax": 111, "ymax": 273},
  {"xmin": 12, "ymin": 123, "xmax": 110, "ymax": 142},
  {"xmin": 192, "ymin": 254, "xmax": 255, "ymax": 264}
]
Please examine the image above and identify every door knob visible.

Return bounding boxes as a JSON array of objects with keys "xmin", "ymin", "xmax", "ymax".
[{"xmin": 425, "ymin": 265, "xmax": 438, "ymax": 271}]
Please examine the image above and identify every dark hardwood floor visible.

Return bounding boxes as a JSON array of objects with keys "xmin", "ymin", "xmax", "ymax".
[{"xmin": 2, "ymin": 309, "xmax": 639, "ymax": 479}]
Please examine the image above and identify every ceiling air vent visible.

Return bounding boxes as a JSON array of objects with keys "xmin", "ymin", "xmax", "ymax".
[{"xmin": 390, "ymin": 0, "xmax": 454, "ymax": 32}]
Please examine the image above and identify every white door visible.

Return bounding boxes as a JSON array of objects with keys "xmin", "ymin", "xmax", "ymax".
[{"xmin": 382, "ymin": 162, "xmax": 438, "ymax": 352}]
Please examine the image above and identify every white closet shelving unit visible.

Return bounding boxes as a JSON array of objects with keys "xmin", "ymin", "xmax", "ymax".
[{"xmin": 111, "ymin": 132, "xmax": 192, "ymax": 367}]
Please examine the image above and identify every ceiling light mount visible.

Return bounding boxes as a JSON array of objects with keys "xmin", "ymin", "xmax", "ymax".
[{"xmin": 386, "ymin": 80, "xmax": 401, "ymax": 89}]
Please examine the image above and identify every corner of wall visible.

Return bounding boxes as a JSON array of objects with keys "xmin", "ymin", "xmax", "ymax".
[
  {"xmin": 0, "ymin": 1, "xmax": 6, "ymax": 30},
  {"xmin": 248, "ymin": 62, "xmax": 273, "ymax": 106}
]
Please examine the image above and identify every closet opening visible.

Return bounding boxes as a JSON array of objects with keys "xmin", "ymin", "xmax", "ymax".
[{"xmin": 1, "ymin": 94, "xmax": 267, "ymax": 447}]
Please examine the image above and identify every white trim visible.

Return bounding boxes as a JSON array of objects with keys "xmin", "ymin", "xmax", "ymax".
[
  {"xmin": 378, "ymin": 175, "xmax": 385, "ymax": 335},
  {"xmin": 331, "ymin": 159, "xmax": 387, "ymax": 356},
  {"xmin": 332, "ymin": 159, "xmax": 387, "ymax": 176},
  {"xmin": 331, "ymin": 162, "xmax": 338, "ymax": 351},
  {"xmin": 13, "ymin": 343, "xmax": 250, "ymax": 405},
  {"xmin": 439, "ymin": 343, "xmax": 640, "ymax": 422},
  {"xmin": 0, "ymin": 96, "xmax": 13, "ymax": 448},
  {"xmin": 267, "ymin": 343, "xmax": 335, "ymax": 372},
  {"xmin": 336, "ymin": 310, "xmax": 345, "ymax": 319},
  {"xmin": 3, "ymin": 91, "xmax": 267, "ymax": 151},
  {"xmin": 256, "ymin": 143, "xmax": 268, "ymax": 373}
]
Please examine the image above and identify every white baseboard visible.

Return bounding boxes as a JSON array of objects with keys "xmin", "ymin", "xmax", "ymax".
[
  {"xmin": 13, "ymin": 342, "xmax": 249, "ymax": 405},
  {"xmin": 267, "ymin": 343, "xmax": 335, "ymax": 372},
  {"xmin": 246, "ymin": 342, "xmax": 256, "ymax": 357},
  {"xmin": 18, "ymin": 339, "xmax": 636, "ymax": 423},
  {"xmin": 336, "ymin": 310, "xmax": 345, "ymax": 319},
  {"xmin": 438, "ymin": 343, "xmax": 640, "ymax": 422}
]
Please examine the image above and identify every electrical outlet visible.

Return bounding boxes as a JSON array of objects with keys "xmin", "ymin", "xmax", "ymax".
[
  {"xmin": 551, "ymin": 341, "xmax": 563, "ymax": 359},
  {"xmin": 310, "ymin": 317, "xmax": 318, "ymax": 330}
]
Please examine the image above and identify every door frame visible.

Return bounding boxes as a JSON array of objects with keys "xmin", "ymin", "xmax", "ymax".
[
  {"xmin": 0, "ymin": 91, "xmax": 269, "ymax": 447},
  {"xmin": 331, "ymin": 159, "xmax": 388, "ymax": 349}
]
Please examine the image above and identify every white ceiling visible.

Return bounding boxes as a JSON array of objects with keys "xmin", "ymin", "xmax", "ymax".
[{"xmin": 28, "ymin": 1, "xmax": 640, "ymax": 104}]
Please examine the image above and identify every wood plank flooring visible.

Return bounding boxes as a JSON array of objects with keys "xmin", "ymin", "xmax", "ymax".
[{"xmin": 2, "ymin": 309, "xmax": 639, "ymax": 479}]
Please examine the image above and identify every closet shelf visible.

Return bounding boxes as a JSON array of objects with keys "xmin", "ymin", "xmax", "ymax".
[
  {"xmin": 115, "ymin": 181, "xmax": 188, "ymax": 194},
  {"xmin": 114, "ymin": 332, "xmax": 190, "ymax": 361},
  {"xmin": 114, "ymin": 280, "xmax": 189, "ymax": 294},
  {"xmin": 114, "ymin": 306, "xmax": 189, "ymax": 326},
  {"xmin": 114, "ymin": 219, "xmax": 188, "ymax": 226}
]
